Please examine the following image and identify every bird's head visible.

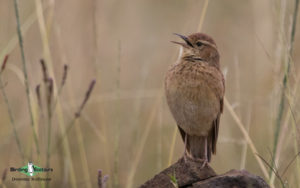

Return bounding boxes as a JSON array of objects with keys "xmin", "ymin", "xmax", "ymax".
[{"xmin": 172, "ymin": 33, "xmax": 220, "ymax": 68}]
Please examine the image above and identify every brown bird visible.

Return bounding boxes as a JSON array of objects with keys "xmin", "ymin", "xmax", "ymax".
[{"xmin": 165, "ymin": 33, "xmax": 225, "ymax": 166}]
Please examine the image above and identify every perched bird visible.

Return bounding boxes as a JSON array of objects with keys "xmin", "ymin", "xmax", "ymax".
[{"xmin": 165, "ymin": 33, "xmax": 225, "ymax": 166}]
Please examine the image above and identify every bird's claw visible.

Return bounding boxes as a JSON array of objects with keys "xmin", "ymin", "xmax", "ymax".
[
  {"xmin": 183, "ymin": 153, "xmax": 188, "ymax": 163},
  {"xmin": 200, "ymin": 159, "xmax": 208, "ymax": 169}
]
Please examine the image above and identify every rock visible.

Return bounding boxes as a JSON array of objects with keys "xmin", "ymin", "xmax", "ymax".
[
  {"xmin": 192, "ymin": 169, "xmax": 270, "ymax": 188},
  {"xmin": 139, "ymin": 157, "xmax": 270, "ymax": 188}
]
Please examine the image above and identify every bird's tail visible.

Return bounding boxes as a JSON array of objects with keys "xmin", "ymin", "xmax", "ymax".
[
  {"xmin": 189, "ymin": 135, "xmax": 212, "ymax": 162},
  {"xmin": 178, "ymin": 126, "xmax": 213, "ymax": 162}
]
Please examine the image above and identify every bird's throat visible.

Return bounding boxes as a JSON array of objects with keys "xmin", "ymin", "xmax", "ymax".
[{"xmin": 183, "ymin": 56, "xmax": 206, "ymax": 63}]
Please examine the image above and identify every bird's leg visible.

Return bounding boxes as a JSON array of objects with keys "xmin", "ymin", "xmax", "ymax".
[
  {"xmin": 183, "ymin": 134, "xmax": 188, "ymax": 162},
  {"xmin": 201, "ymin": 138, "xmax": 208, "ymax": 169}
]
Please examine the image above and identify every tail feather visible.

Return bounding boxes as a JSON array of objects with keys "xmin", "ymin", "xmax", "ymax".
[
  {"xmin": 211, "ymin": 114, "xmax": 220, "ymax": 154},
  {"xmin": 176, "ymin": 107, "xmax": 222, "ymax": 162},
  {"xmin": 207, "ymin": 134, "xmax": 212, "ymax": 162},
  {"xmin": 188, "ymin": 135, "xmax": 211, "ymax": 162},
  {"xmin": 177, "ymin": 126, "xmax": 213, "ymax": 162}
]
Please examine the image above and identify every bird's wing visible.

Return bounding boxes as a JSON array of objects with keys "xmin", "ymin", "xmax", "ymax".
[{"xmin": 211, "ymin": 72, "xmax": 225, "ymax": 154}]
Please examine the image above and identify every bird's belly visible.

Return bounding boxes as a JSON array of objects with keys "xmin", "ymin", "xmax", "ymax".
[{"xmin": 166, "ymin": 81, "xmax": 219, "ymax": 136}]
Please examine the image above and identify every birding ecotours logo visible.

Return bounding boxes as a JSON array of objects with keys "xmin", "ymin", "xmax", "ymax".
[{"xmin": 10, "ymin": 162, "xmax": 53, "ymax": 177}]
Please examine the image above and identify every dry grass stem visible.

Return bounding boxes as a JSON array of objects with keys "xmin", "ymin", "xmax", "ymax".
[
  {"xmin": 0, "ymin": 55, "xmax": 8, "ymax": 73},
  {"xmin": 271, "ymin": 0, "xmax": 299, "ymax": 182},
  {"xmin": 168, "ymin": 125, "xmax": 178, "ymax": 166},
  {"xmin": 14, "ymin": 0, "xmax": 40, "ymax": 155},
  {"xmin": 53, "ymin": 80, "xmax": 96, "ymax": 152},
  {"xmin": 197, "ymin": 0, "xmax": 210, "ymax": 32},
  {"xmin": 126, "ymin": 92, "xmax": 163, "ymax": 188},
  {"xmin": 224, "ymin": 98, "xmax": 270, "ymax": 180}
]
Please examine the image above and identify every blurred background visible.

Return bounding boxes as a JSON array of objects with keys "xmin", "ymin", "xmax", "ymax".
[{"xmin": 0, "ymin": 0, "xmax": 300, "ymax": 187}]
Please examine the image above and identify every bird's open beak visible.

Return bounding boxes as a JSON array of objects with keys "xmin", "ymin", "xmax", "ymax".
[{"xmin": 171, "ymin": 33, "xmax": 193, "ymax": 48}]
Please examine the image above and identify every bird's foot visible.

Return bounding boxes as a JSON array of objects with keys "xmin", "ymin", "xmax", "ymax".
[
  {"xmin": 190, "ymin": 158, "xmax": 208, "ymax": 169},
  {"xmin": 200, "ymin": 159, "xmax": 208, "ymax": 169},
  {"xmin": 183, "ymin": 153, "xmax": 188, "ymax": 163}
]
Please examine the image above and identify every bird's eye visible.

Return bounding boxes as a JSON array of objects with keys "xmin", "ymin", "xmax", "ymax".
[{"xmin": 196, "ymin": 41, "xmax": 203, "ymax": 47}]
